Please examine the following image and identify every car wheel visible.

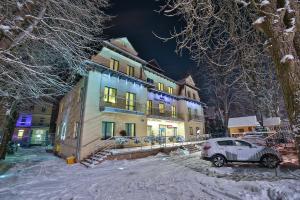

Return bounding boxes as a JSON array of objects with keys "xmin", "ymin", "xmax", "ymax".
[
  {"xmin": 211, "ymin": 155, "xmax": 225, "ymax": 167},
  {"xmin": 260, "ymin": 155, "xmax": 279, "ymax": 168}
]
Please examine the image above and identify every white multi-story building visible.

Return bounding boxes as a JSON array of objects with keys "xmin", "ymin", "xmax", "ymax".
[{"xmin": 56, "ymin": 38, "xmax": 205, "ymax": 160}]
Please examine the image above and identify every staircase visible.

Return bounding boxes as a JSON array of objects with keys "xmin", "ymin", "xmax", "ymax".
[
  {"xmin": 80, "ymin": 138, "xmax": 115, "ymax": 168},
  {"xmin": 80, "ymin": 150, "xmax": 112, "ymax": 167}
]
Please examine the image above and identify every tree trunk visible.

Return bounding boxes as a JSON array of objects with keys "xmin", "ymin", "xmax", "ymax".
[
  {"xmin": 253, "ymin": 0, "xmax": 300, "ymax": 162},
  {"xmin": 0, "ymin": 101, "xmax": 18, "ymax": 160}
]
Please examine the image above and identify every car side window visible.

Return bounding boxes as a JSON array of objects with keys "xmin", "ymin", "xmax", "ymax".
[
  {"xmin": 217, "ymin": 140, "xmax": 235, "ymax": 146},
  {"xmin": 235, "ymin": 140, "xmax": 251, "ymax": 147}
]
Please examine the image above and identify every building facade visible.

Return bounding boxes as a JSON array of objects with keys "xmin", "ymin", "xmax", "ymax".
[
  {"xmin": 13, "ymin": 104, "xmax": 53, "ymax": 146},
  {"xmin": 56, "ymin": 38, "xmax": 205, "ymax": 160}
]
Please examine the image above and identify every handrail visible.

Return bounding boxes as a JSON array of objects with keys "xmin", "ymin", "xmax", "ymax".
[{"xmin": 82, "ymin": 136, "xmax": 102, "ymax": 148}]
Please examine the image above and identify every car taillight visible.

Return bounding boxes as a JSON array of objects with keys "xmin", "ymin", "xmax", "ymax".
[{"xmin": 203, "ymin": 143, "xmax": 211, "ymax": 150}]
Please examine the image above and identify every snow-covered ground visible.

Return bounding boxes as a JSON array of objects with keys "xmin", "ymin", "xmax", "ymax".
[{"xmin": 0, "ymin": 147, "xmax": 300, "ymax": 200}]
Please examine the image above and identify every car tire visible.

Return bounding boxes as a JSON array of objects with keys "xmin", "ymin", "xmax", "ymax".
[
  {"xmin": 211, "ymin": 155, "xmax": 226, "ymax": 167},
  {"xmin": 260, "ymin": 154, "xmax": 279, "ymax": 168}
]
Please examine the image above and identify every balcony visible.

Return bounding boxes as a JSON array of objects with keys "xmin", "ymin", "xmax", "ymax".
[
  {"xmin": 188, "ymin": 114, "xmax": 205, "ymax": 122},
  {"xmin": 146, "ymin": 107, "xmax": 184, "ymax": 121},
  {"xmin": 99, "ymin": 95, "xmax": 146, "ymax": 115}
]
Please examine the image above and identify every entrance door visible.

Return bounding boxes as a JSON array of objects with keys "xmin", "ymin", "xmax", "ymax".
[
  {"xmin": 102, "ymin": 122, "xmax": 115, "ymax": 139},
  {"xmin": 159, "ymin": 125, "xmax": 166, "ymax": 137}
]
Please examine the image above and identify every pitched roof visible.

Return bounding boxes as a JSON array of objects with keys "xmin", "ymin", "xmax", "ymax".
[
  {"xmin": 147, "ymin": 59, "xmax": 165, "ymax": 73},
  {"xmin": 263, "ymin": 117, "xmax": 281, "ymax": 126},
  {"xmin": 108, "ymin": 37, "xmax": 138, "ymax": 56},
  {"xmin": 228, "ymin": 116, "xmax": 259, "ymax": 128}
]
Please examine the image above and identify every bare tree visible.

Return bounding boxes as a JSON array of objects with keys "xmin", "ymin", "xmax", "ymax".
[
  {"xmin": 0, "ymin": 0, "xmax": 110, "ymax": 159},
  {"xmin": 159, "ymin": 0, "xmax": 300, "ymax": 160}
]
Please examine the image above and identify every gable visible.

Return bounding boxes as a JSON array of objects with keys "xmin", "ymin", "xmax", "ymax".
[
  {"xmin": 185, "ymin": 75, "xmax": 195, "ymax": 86},
  {"xmin": 109, "ymin": 37, "xmax": 138, "ymax": 56}
]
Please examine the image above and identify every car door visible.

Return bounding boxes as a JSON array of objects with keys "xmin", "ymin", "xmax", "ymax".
[
  {"xmin": 216, "ymin": 140, "xmax": 238, "ymax": 161},
  {"xmin": 234, "ymin": 140, "xmax": 258, "ymax": 161}
]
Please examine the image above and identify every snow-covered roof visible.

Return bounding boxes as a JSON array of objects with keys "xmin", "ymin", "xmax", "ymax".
[
  {"xmin": 228, "ymin": 116, "xmax": 259, "ymax": 128},
  {"xmin": 263, "ymin": 117, "xmax": 281, "ymax": 127}
]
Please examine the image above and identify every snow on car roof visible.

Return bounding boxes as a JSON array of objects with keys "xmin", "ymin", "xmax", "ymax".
[{"xmin": 228, "ymin": 116, "xmax": 259, "ymax": 128}]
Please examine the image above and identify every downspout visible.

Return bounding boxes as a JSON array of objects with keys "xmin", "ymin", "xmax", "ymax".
[{"xmin": 76, "ymin": 76, "xmax": 88, "ymax": 161}]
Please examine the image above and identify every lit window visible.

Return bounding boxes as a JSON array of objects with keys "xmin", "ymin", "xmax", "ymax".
[
  {"xmin": 126, "ymin": 92, "xmax": 136, "ymax": 111},
  {"xmin": 168, "ymin": 87, "xmax": 173, "ymax": 94},
  {"xmin": 126, "ymin": 65, "xmax": 135, "ymax": 76},
  {"xmin": 104, "ymin": 87, "xmax": 117, "ymax": 103},
  {"xmin": 109, "ymin": 58, "xmax": 119, "ymax": 71},
  {"xmin": 146, "ymin": 100, "xmax": 152, "ymax": 115},
  {"xmin": 159, "ymin": 103, "xmax": 165, "ymax": 114},
  {"xmin": 125, "ymin": 123, "xmax": 136, "ymax": 137},
  {"xmin": 171, "ymin": 106, "xmax": 176, "ymax": 118},
  {"xmin": 18, "ymin": 130, "xmax": 24, "ymax": 139},
  {"xmin": 158, "ymin": 83, "xmax": 164, "ymax": 91}
]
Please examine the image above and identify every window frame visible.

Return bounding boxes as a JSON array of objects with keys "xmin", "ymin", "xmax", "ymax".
[
  {"xmin": 109, "ymin": 58, "xmax": 119, "ymax": 71},
  {"xmin": 125, "ymin": 92, "xmax": 136, "ymax": 111},
  {"xmin": 159, "ymin": 103, "xmax": 165, "ymax": 114},
  {"xmin": 125, "ymin": 123, "xmax": 136, "ymax": 137},
  {"xmin": 217, "ymin": 140, "xmax": 235, "ymax": 146},
  {"xmin": 158, "ymin": 82, "xmax": 164, "ymax": 91},
  {"xmin": 168, "ymin": 86, "xmax": 173, "ymax": 94},
  {"xmin": 147, "ymin": 100, "xmax": 153, "ymax": 115},
  {"xmin": 171, "ymin": 105, "xmax": 176, "ymax": 118},
  {"xmin": 104, "ymin": 87, "xmax": 117, "ymax": 104},
  {"xmin": 126, "ymin": 65, "xmax": 135, "ymax": 76}
]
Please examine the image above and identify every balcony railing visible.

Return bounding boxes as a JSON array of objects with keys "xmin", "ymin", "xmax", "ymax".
[
  {"xmin": 99, "ymin": 95, "xmax": 146, "ymax": 113},
  {"xmin": 188, "ymin": 114, "xmax": 205, "ymax": 121},
  {"xmin": 147, "ymin": 107, "xmax": 185, "ymax": 120}
]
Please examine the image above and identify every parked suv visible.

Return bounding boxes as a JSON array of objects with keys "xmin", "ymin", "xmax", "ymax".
[{"xmin": 201, "ymin": 137, "xmax": 282, "ymax": 168}]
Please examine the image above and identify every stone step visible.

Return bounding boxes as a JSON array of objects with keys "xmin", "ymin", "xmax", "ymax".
[{"xmin": 80, "ymin": 161, "xmax": 92, "ymax": 168}]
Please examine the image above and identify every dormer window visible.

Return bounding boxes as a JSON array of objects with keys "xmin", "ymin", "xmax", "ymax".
[
  {"xmin": 158, "ymin": 83, "xmax": 164, "ymax": 91},
  {"xmin": 109, "ymin": 58, "xmax": 119, "ymax": 71},
  {"xmin": 126, "ymin": 65, "xmax": 135, "ymax": 76}
]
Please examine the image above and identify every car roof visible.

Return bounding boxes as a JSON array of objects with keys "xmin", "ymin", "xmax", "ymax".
[{"xmin": 207, "ymin": 137, "xmax": 249, "ymax": 142}]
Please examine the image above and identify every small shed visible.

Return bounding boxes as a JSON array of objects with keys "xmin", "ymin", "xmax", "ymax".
[
  {"xmin": 228, "ymin": 116, "xmax": 260, "ymax": 137},
  {"xmin": 263, "ymin": 117, "xmax": 281, "ymax": 131}
]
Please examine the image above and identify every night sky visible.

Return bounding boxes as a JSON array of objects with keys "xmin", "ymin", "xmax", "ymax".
[{"xmin": 104, "ymin": 0, "xmax": 196, "ymax": 81}]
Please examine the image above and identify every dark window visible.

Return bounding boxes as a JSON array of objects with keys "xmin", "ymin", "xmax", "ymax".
[
  {"xmin": 41, "ymin": 107, "xmax": 46, "ymax": 112},
  {"xmin": 193, "ymin": 93, "xmax": 196, "ymax": 99},
  {"xmin": 217, "ymin": 140, "xmax": 235, "ymax": 146},
  {"xmin": 235, "ymin": 140, "xmax": 251, "ymax": 147},
  {"xmin": 102, "ymin": 122, "xmax": 115, "ymax": 139},
  {"xmin": 146, "ymin": 78, "xmax": 154, "ymax": 84},
  {"xmin": 39, "ymin": 117, "xmax": 45, "ymax": 125},
  {"xmin": 125, "ymin": 123, "xmax": 136, "ymax": 137}
]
